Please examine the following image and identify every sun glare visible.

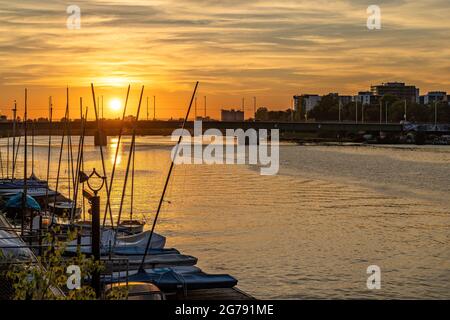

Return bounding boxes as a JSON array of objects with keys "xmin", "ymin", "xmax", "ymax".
[{"xmin": 110, "ymin": 98, "xmax": 122, "ymax": 112}]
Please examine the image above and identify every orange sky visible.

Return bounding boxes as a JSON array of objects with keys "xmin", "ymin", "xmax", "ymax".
[{"xmin": 0, "ymin": 0, "xmax": 449, "ymax": 120}]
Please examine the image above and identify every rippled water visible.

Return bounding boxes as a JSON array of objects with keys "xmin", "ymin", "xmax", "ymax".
[{"xmin": 3, "ymin": 136, "xmax": 450, "ymax": 299}]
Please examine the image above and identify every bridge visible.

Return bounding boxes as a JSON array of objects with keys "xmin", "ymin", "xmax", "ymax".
[{"xmin": 0, "ymin": 120, "xmax": 405, "ymax": 138}]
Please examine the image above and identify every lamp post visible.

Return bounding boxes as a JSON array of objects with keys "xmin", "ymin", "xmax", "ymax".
[
  {"xmin": 80, "ymin": 168, "xmax": 106, "ymax": 298},
  {"xmin": 434, "ymin": 101, "xmax": 438, "ymax": 127},
  {"xmin": 385, "ymin": 101, "xmax": 388, "ymax": 124},
  {"xmin": 404, "ymin": 100, "xmax": 407, "ymax": 122},
  {"xmin": 379, "ymin": 100, "xmax": 382, "ymax": 124},
  {"xmin": 338, "ymin": 101, "xmax": 342, "ymax": 123}
]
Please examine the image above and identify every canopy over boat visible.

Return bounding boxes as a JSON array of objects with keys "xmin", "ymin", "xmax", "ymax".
[
  {"xmin": 4, "ymin": 192, "xmax": 41, "ymax": 211},
  {"xmin": 0, "ymin": 178, "xmax": 47, "ymax": 190}
]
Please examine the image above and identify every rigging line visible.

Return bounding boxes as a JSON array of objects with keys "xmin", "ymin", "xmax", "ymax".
[
  {"xmin": 44, "ymin": 96, "xmax": 53, "ymax": 213},
  {"xmin": 0, "ymin": 144, "xmax": 3, "ymax": 178},
  {"xmin": 71, "ymin": 107, "xmax": 88, "ymax": 224},
  {"xmin": 139, "ymin": 81, "xmax": 199, "ymax": 271},
  {"xmin": 13, "ymin": 135, "xmax": 21, "ymax": 176},
  {"xmin": 21, "ymin": 88, "xmax": 28, "ymax": 237},
  {"xmin": 11, "ymin": 101, "xmax": 17, "ymax": 179},
  {"xmin": 102, "ymin": 85, "xmax": 131, "ymax": 227},
  {"xmin": 90, "ymin": 83, "xmax": 115, "ymax": 229},
  {"xmin": 31, "ymin": 122, "xmax": 35, "ymax": 177},
  {"xmin": 67, "ymin": 92, "xmax": 72, "ymax": 204},
  {"xmin": 81, "ymin": 107, "xmax": 86, "ymax": 221},
  {"xmin": 130, "ymin": 138, "xmax": 135, "ymax": 221},
  {"xmin": 67, "ymin": 105, "xmax": 76, "ymax": 198},
  {"xmin": 114, "ymin": 85, "xmax": 144, "ymax": 236},
  {"xmin": 6, "ymin": 132, "xmax": 9, "ymax": 179},
  {"xmin": 50, "ymin": 89, "xmax": 70, "ymax": 226}
]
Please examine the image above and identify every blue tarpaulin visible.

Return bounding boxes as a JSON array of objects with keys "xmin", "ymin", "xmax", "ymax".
[{"xmin": 5, "ymin": 192, "xmax": 41, "ymax": 211}]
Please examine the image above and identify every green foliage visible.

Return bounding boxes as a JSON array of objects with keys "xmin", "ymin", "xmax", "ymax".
[
  {"xmin": 255, "ymin": 107, "xmax": 296, "ymax": 121},
  {"xmin": 1, "ymin": 226, "xmax": 127, "ymax": 300}
]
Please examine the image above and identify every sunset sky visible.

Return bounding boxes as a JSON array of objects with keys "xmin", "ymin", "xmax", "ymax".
[{"xmin": 0, "ymin": 0, "xmax": 449, "ymax": 119}]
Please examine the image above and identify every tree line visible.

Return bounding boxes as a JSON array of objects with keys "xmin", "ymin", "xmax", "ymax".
[{"xmin": 255, "ymin": 94, "xmax": 450, "ymax": 123}]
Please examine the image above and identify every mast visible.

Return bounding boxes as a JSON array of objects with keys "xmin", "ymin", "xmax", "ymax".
[
  {"xmin": 12, "ymin": 100, "xmax": 17, "ymax": 179},
  {"xmin": 44, "ymin": 96, "xmax": 53, "ymax": 213},
  {"xmin": 6, "ymin": 132, "xmax": 9, "ymax": 179},
  {"xmin": 115, "ymin": 86, "xmax": 144, "ymax": 229},
  {"xmin": 130, "ymin": 140, "xmax": 135, "ymax": 221},
  {"xmin": 71, "ymin": 107, "xmax": 88, "ymax": 223},
  {"xmin": 102, "ymin": 85, "xmax": 130, "ymax": 227},
  {"xmin": 0, "ymin": 142, "xmax": 3, "ymax": 178},
  {"xmin": 91, "ymin": 83, "xmax": 114, "ymax": 228},
  {"xmin": 21, "ymin": 88, "xmax": 28, "ymax": 236},
  {"xmin": 31, "ymin": 122, "xmax": 35, "ymax": 177},
  {"xmin": 139, "ymin": 81, "xmax": 199, "ymax": 271},
  {"xmin": 51, "ymin": 90, "xmax": 70, "ymax": 224}
]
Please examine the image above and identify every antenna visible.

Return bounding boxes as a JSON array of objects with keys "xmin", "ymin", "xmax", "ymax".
[
  {"xmin": 204, "ymin": 96, "xmax": 206, "ymax": 118},
  {"xmin": 153, "ymin": 95, "xmax": 156, "ymax": 120}
]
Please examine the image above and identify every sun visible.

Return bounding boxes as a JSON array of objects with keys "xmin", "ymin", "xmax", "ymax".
[{"xmin": 109, "ymin": 98, "xmax": 122, "ymax": 112}]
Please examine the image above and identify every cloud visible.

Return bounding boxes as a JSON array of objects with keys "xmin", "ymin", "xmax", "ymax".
[{"xmin": 0, "ymin": 0, "xmax": 448, "ymax": 117}]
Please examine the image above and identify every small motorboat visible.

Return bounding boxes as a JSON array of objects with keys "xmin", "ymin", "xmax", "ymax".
[
  {"xmin": 64, "ymin": 229, "xmax": 167, "ymax": 255},
  {"xmin": 104, "ymin": 282, "xmax": 165, "ymax": 300},
  {"xmin": 48, "ymin": 201, "xmax": 81, "ymax": 220},
  {"xmin": 118, "ymin": 219, "xmax": 145, "ymax": 235},
  {"xmin": 107, "ymin": 266, "xmax": 238, "ymax": 292},
  {"xmin": 119, "ymin": 253, "xmax": 198, "ymax": 269}
]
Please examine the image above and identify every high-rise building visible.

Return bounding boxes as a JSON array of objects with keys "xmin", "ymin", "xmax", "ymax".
[
  {"xmin": 293, "ymin": 94, "xmax": 321, "ymax": 116},
  {"xmin": 371, "ymin": 82, "xmax": 419, "ymax": 103},
  {"xmin": 354, "ymin": 91, "xmax": 378, "ymax": 105},
  {"xmin": 420, "ymin": 91, "xmax": 447, "ymax": 105}
]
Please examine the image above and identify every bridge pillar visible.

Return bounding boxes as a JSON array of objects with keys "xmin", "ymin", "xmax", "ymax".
[{"xmin": 94, "ymin": 130, "xmax": 107, "ymax": 146}]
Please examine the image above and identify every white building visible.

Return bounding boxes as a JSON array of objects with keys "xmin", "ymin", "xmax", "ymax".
[
  {"xmin": 421, "ymin": 91, "xmax": 447, "ymax": 105},
  {"xmin": 354, "ymin": 91, "xmax": 375, "ymax": 105}
]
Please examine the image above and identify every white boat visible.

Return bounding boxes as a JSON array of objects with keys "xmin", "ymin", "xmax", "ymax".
[{"xmin": 65, "ymin": 229, "xmax": 166, "ymax": 255}]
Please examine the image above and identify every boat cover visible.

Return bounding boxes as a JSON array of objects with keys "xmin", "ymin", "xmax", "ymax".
[
  {"xmin": 125, "ymin": 253, "xmax": 198, "ymax": 267},
  {"xmin": 65, "ymin": 229, "xmax": 167, "ymax": 255},
  {"xmin": 4, "ymin": 192, "xmax": 41, "ymax": 211},
  {"xmin": 109, "ymin": 266, "xmax": 238, "ymax": 291}
]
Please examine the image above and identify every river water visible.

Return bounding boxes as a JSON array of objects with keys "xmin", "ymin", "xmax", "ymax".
[{"xmin": 3, "ymin": 136, "xmax": 450, "ymax": 299}]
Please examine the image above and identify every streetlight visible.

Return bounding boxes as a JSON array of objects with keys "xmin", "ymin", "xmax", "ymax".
[
  {"xmin": 338, "ymin": 100, "xmax": 342, "ymax": 123},
  {"xmin": 362, "ymin": 103, "xmax": 365, "ymax": 123},
  {"xmin": 79, "ymin": 168, "xmax": 106, "ymax": 298},
  {"xmin": 385, "ymin": 101, "xmax": 388, "ymax": 124},
  {"xmin": 404, "ymin": 99, "xmax": 407, "ymax": 122},
  {"xmin": 379, "ymin": 100, "xmax": 382, "ymax": 124}
]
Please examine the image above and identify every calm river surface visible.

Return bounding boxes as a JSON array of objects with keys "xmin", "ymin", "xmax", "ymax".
[{"xmin": 4, "ymin": 136, "xmax": 450, "ymax": 299}]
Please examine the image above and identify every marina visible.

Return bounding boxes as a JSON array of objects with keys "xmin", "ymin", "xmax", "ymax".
[{"xmin": 0, "ymin": 84, "xmax": 254, "ymax": 300}]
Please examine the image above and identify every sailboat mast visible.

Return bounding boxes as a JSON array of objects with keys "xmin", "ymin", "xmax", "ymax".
[
  {"xmin": 139, "ymin": 81, "xmax": 199, "ymax": 271},
  {"xmin": 44, "ymin": 96, "xmax": 53, "ymax": 213},
  {"xmin": 21, "ymin": 89, "xmax": 28, "ymax": 235},
  {"xmin": 12, "ymin": 101, "xmax": 17, "ymax": 179},
  {"xmin": 115, "ymin": 86, "xmax": 144, "ymax": 228},
  {"xmin": 91, "ymin": 83, "xmax": 114, "ymax": 228},
  {"xmin": 102, "ymin": 85, "xmax": 131, "ymax": 227}
]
